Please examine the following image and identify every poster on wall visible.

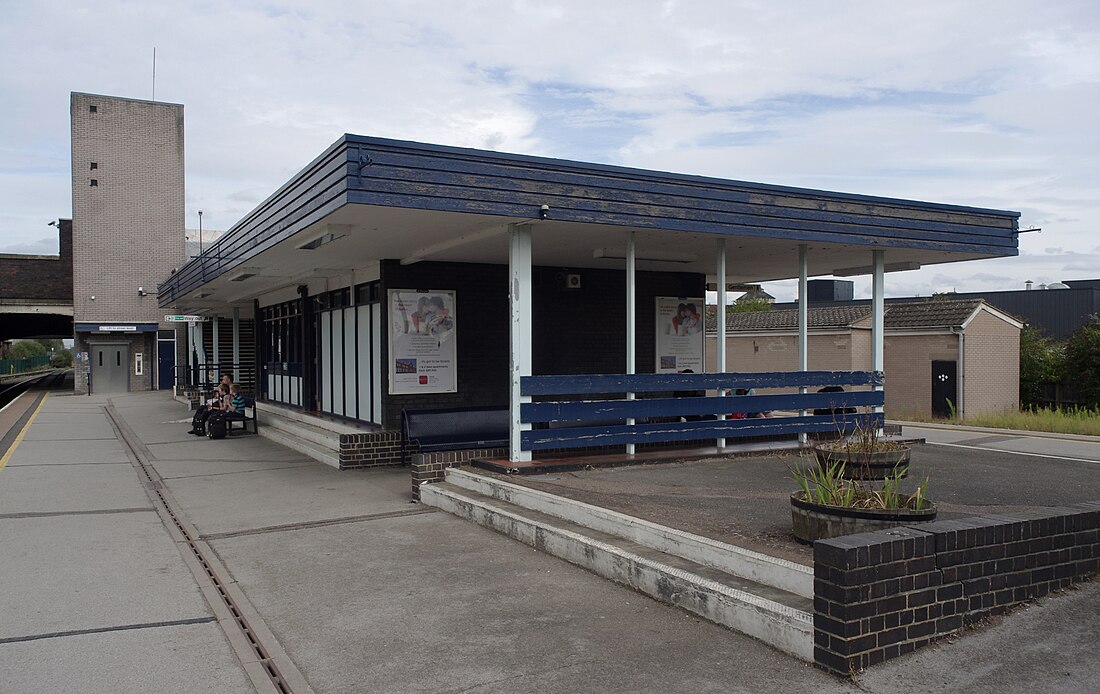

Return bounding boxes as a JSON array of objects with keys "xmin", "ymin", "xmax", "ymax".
[
  {"xmin": 655, "ymin": 296, "xmax": 705, "ymax": 373},
  {"xmin": 388, "ymin": 289, "xmax": 457, "ymax": 394}
]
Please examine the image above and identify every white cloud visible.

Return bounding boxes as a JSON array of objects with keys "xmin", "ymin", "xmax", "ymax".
[{"xmin": 1, "ymin": 0, "xmax": 1097, "ymax": 298}]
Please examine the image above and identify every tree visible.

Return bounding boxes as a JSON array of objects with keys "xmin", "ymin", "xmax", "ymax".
[
  {"xmin": 728, "ymin": 297, "xmax": 773, "ymax": 314},
  {"xmin": 7, "ymin": 340, "xmax": 47, "ymax": 359},
  {"xmin": 1063, "ymin": 314, "xmax": 1100, "ymax": 408},
  {"xmin": 1019, "ymin": 326, "xmax": 1064, "ymax": 408}
]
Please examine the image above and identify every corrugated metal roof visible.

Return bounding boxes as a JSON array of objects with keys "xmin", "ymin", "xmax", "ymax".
[{"xmin": 714, "ymin": 299, "xmax": 987, "ymax": 332}]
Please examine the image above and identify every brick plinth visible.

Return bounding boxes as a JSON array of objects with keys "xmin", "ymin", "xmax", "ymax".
[
  {"xmin": 813, "ymin": 502, "xmax": 1100, "ymax": 675},
  {"xmin": 411, "ymin": 448, "xmax": 507, "ymax": 499},
  {"xmin": 339, "ymin": 430, "xmax": 404, "ymax": 469}
]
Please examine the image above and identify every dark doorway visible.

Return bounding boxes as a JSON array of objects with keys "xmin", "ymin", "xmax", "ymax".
[{"xmin": 931, "ymin": 360, "xmax": 958, "ymax": 418}]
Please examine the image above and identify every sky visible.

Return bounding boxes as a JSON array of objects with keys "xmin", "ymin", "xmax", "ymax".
[{"xmin": 1, "ymin": 0, "xmax": 1098, "ymax": 301}]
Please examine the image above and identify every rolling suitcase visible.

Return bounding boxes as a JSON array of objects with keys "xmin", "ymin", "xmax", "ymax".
[{"xmin": 207, "ymin": 411, "xmax": 228, "ymax": 439}]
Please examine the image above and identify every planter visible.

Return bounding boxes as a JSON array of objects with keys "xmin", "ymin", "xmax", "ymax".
[
  {"xmin": 814, "ymin": 444, "xmax": 911, "ymax": 480},
  {"xmin": 790, "ymin": 492, "xmax": 937, "ymax": 543}
]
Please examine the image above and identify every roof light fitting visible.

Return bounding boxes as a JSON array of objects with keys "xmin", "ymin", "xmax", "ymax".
[
  {"xmin": 593, "ymin": 248, "xmax": 698, "ymax": 263},
  {"xmin": 297, "ymin": 232, "xmax": 344, "ymax": 250},
  {"xmin": 832, "ymin": 261, "xmax": 921, "ymax": 277}
]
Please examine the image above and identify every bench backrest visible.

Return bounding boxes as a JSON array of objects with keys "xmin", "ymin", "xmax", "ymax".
[{"xmin": 402, "ymin": 406, "xmax": 509, "ymax": 447}]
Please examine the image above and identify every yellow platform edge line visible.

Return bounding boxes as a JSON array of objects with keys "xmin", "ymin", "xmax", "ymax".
[{"xmin": 0, "ymin": 392, "xmax": 49, "ymax": 471}]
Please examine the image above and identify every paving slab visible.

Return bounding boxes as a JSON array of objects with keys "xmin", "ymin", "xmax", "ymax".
[
  {"xmin": 152, "ymin": 456, "xmax": 315, "ymax": 480},
  {"xmin": 854, "ymin": 579, "xmax": 1100, "ymax": 694},
  {"xmin": 148, "ymin": 437, "xmax": 313, "ymax": 463},
  {"xmin": 0, "ymin": 463, "xmax": 150, "ymax": 515},
  {"xmin": 5, "ymin": 438, "xmax": 130, "ymax": 465},
  {"xmin": 0, "ymin": 621, "xmax": 254, "ymax": 694},
  {"xmin": 0, "ymin": 513, "xmax": 213, "ymax": 639},
  {"xmin": 159, "ymin": 464, "xmax": 413, "ymax": 536},
  {"xmin": 21, "ymin": 412, "xmax": 117, "ymax": 441},
  {"xmin": 211, "ymin": 510, "xmax": 854, "ymax": 694}
]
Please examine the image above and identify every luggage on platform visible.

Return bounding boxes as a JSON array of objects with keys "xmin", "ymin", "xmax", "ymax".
[{"xmin": 207, "ymin": 411, "xmax": 228, "ymax": 439}]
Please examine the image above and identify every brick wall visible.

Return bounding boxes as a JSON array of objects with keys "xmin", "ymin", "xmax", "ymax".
[
  {"xmin": 73, "ymin": 332, "xmax": 156, "ymax": 394},
  {"xmin": 0, "ymin": 221, "xmax": 73, "ymax": 300},
  {"xmin": 813, "ymin": 503, "xmax": 1100, "ymax": 675},
  {"xmin": 882, "ymin": 334, "xmax": 958, "ymax": 419},
  {"xmin": 338, "ymin": 430, "xmax": 403, "ymax": 468},
  {"xmin": 410, "ymin": 448, "xmax": 507, "ymax": 498},
  {"xmin": 70, "ymin": 93, "xmax": 186, "ymax": 326},
  {"xmin": 963, "ymin": 310, "xmax": 1021, "ymax": 418}
]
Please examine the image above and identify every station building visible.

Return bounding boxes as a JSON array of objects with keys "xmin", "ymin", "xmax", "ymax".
[{"xmin": 157, "ymin": 134, "xmax": 1021, "ymax": 476}]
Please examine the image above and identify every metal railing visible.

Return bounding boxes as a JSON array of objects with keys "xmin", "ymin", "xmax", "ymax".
[{"xmin": 172, "ymin": 362, "xmax": 257, "ymax": 394}]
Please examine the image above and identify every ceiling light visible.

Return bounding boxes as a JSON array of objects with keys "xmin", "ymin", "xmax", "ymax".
[
  {"xmin": 832, "ymin": 261, "xmax": 921, "ymax": 276},
  {"xmin": 297, "ymin": 232, "xmax": 344, "ymax": 250},
  {"xmin": 593, "ymin": 248, "xmax": 698, "ymax": 263}
]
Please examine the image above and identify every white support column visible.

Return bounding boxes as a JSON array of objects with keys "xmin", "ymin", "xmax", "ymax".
[
  {"xmin": 626, "ymin": 232, "xmax": 637, "ymax": 456},
  {"xmin": 193, "ymin": 320, "xmax": 207, "ymax": 383},
  {"xmin": 232, "ymin": 307, "xmax": 241, "ymax": 383},
  {"xmin": 716, "ymin": 238, "xmax": 727, "ymax": 450},
  {"xmin": 798, "ymin": 244, "xmax": 809, "ymax": 445},
  {"xmin": 509, "ymin": 223, "xmax": 533, "ymax": 463},
  {"xmin": 872, "ymin": 250, "xmax": 885, "ymax": 432},
  {"xmin": 212, "ymin": 316, "xmax": 220, "ymax": 376}
]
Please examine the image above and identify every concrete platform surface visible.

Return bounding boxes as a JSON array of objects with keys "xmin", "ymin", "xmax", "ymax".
[{"xmin": 3, "ymin": 389, "xmax": 1099, "ymax": 694}]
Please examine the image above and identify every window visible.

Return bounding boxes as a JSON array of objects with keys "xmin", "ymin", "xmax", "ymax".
[
  {"xmin": 89, "ymin": 105, "xmax": 97, "ymax": 113},
  {"xmin": 90, "ymin": 162, "xmax": 98, "ymax": 170},
  {"xmin": 90, "ymin": 179, "xmax": 98, "ymax": 187}
]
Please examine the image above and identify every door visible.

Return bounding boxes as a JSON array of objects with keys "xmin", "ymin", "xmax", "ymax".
[
  {"xmin": 157, "ymin": 331, "xmax": 175, "ymax": 390},
  {"xmin": 931, "ymin": 360, "xmax": 958, "ymax": 418},
  {"xmin": 91, "ymin": 344, "xmax": 129, "ymax": 394}
]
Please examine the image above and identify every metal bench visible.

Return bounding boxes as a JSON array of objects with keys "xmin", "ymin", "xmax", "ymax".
[{"xmin": 401, "ymin": 406, "xmax": 509, "ymax": 464}]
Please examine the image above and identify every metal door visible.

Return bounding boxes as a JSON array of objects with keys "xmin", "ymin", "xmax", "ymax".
[
  {"xmin": 157, "ymin": 331, "xmax": 175, "ymax": 390},
  {"xmin": 931, "ymin": 360, "xmax": 957, "ymax": 418},
  {"xmin": 91, "ymin": 344, "xmax": 129, "ymax": 394}
]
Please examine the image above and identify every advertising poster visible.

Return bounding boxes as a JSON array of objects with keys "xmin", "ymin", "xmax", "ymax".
[
  {"xmin": 389, "ymin": 289, "xmax": 457, "ymax": 394},
  {"xmin": 655, "ymin": 296, "xmax": 704, "ymax": 373}
]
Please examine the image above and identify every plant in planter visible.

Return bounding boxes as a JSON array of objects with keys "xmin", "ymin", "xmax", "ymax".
[
  {"xmin": 789, "ymin": 453, "xmax": 936, "ymax": 543},
  {"xmin": 813, "ymin": 420, "xmax": 911, "ymax": 480}
]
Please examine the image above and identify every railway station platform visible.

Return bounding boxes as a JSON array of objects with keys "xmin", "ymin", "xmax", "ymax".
[{"xmin": 1, "ymin": 388, "xmax": 1098, "ymax": 693}]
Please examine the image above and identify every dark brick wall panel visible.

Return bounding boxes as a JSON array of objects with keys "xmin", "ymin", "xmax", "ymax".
[
  {"xmin": 814, "ymin": 503, "xmax": 1100, "ymax": 675},
  {"xmin": 410, "ymin": 447, "xmax": 508, "ymax": 499},
  {"xmin": 380, "ymin": 259, "xmax": 703, "ymax": 430},
  {"xmin": 0, "ymin": 221, "xmax": 73, "ymax": 300}
]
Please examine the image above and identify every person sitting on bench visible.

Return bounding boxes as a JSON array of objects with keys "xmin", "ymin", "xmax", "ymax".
[{"xmin": 224, "ymin": 384, "xmax": 248, "ymax": 426}]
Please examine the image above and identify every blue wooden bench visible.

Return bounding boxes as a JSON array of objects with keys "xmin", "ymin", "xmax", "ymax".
[
  {"xmin": 401, "ymin": 406, "xmax": 509, "ymax": 464},
  {"xmin": 519, "ymin": 371, "xmax": 883, "ymax": 452}
]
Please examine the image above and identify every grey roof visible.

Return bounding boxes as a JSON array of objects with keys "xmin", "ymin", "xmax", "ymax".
[{"xmin": 712, "ymin": 299, "xmax": 986, "ymax": 332}]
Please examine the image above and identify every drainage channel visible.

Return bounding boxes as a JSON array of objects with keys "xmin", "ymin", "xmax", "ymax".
[{"xmin": 106, "ymin": 404, "xmax": 309, "ymax": 694}]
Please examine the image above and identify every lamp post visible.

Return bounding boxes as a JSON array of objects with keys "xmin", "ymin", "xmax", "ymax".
[{"xmin": 198, "ymin": 210, "xmax": 204, "ymax": 255}]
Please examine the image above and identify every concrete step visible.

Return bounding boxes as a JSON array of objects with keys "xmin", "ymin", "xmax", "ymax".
[
  {"xmin": 421, "ymin": 473, "xmax": 813, "ymax": 661},
  {"xmin": 259, "ymin": 424, "xmax": 340, "ymax": 469},
  {"xmin": 257, "ymin": 411, "xmax": 342, "ymax": 450},
  {"xmin": 444, "ymin": 468, "xmax": 812, "ymax": 598}
]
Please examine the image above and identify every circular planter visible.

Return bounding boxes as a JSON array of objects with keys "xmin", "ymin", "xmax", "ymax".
[
  {"xmin": 790, "ymin": 492, "xmax": 937, "ymax": 543},
  {"xmin": 814, "ymin": 444, "xmax": 911, "ymax": 480}
]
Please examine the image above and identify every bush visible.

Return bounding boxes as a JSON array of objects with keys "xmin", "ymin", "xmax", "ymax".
[
  {"xmin": 1064, "ymin": 315, "xmax": 1100, "ymax": 408},
  {"xmin": 1020, "ymin": 326, "xmax": 1065, "ymax": 408},
  {"xmin": 51, "ymin": 349, "xmax": 73, "ymax": 367}
]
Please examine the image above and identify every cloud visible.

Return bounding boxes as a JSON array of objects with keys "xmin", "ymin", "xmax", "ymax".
[{"xmin": 1, "ymin": 0, "xmax": 1097, "ymax": 299}]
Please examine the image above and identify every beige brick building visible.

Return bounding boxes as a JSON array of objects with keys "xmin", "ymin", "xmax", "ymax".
[
  {"xmin": 71, "ymin": 93, "xmax": 186, "ymax": 393},
  {"xmin": 706, "ymin": 300, "xmax": 1023, "ymax": 419}
]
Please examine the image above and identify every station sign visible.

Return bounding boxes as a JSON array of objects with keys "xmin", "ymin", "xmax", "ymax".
[{"xmin": 164, "ymin": 315, "xmax": 209, "ymax": 323}]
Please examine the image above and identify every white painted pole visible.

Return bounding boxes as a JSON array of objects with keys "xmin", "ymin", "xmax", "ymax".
[
  {"xmin": 872, "ymin": 250, "xmax": 885, "ymax": 434},
  {"xmin": 798, "ymin": 244, "xmax": 808, "ymax": 445},
  {"xmin": 716, "ymin": 238, "xmax": 727, "ymax": 450},
  {"xmin": 509, "ymin": 224, "xmax": 533, "ymax": 463},
  {"xmin": 626, "ymin": 232, "xmax": 637, "ymax": 456},
  {"xmin": 232, "ymin": 307, "xmax": 241, "ymax": 383},
  {"xmin": 212, "ymin": 316, "xmax": 220, "ymax": 377}
]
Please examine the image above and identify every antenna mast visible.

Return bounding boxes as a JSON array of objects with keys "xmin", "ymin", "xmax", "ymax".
[{"xmin": 152, "ymin": 47, "xmax": 156, "ymax": 101}]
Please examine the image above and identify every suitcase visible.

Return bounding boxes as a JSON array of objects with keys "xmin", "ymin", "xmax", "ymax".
[
  {"xmin": 207, "ymin": 411, "xmax": 228, "ymax": 439},
  {"xmin": 191, "ymin": 405, "xmax": 207, "ymax": 432}
]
